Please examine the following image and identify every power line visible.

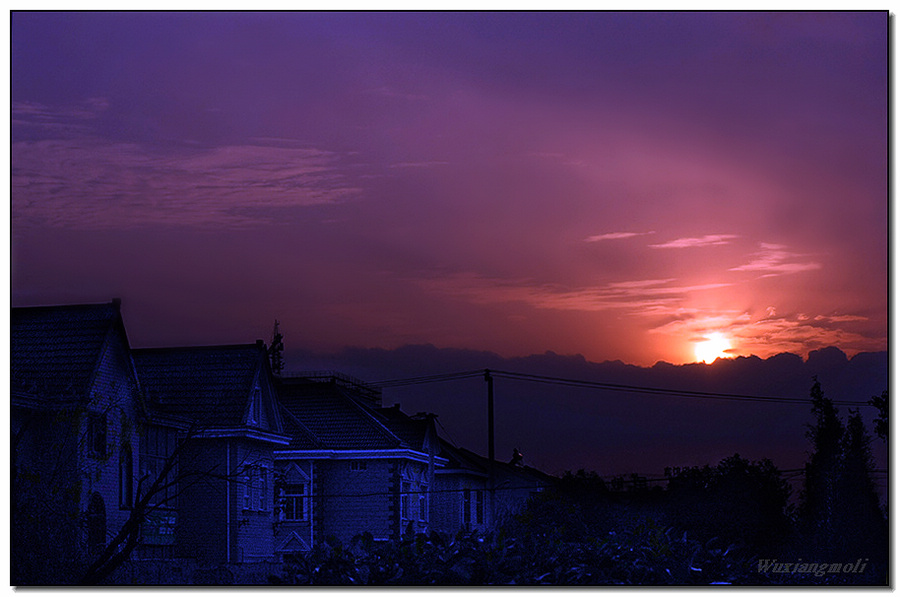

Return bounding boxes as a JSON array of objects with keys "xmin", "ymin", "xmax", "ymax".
[
  {"xmin": 374, "ymin": 369, "xmax": 485, "ymax": 388},
  {"xmin": 373, "ymin": 368, "xmax": 873, "ymax": 407}
]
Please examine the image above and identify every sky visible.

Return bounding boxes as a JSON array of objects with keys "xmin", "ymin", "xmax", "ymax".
[{"xmin": 11, "ymin": 11, "xmax": 889, "ymax": 367}]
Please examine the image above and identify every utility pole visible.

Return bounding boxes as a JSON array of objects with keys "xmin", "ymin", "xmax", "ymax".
[{"xmin": 484, "ymin": 369, "xmax": 495, "ymax": 525}]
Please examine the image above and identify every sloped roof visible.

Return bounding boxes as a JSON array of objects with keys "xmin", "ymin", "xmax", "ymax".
[
  {"xmin": 277, "ymin": 402, "xmax": 324, "ymax": 450},
  {"xmin": 437, "ymin": 439, "xmax": 489, "ymax": 475},
  {"xmin": 276, "ymin": 378, "xmax": 404, "ymax": 450},
  {"xmin": 133, "ymin": 343, "xmax": 264, "ymax": 428},
  {"xmin": 457, "ymin": 447, "xmax": 557, "ymax": 486},
  {"xmin": 11, "ymin": 301, "xmax": 123, "ymax": 400},
  {"xmin": 375, "ymin": 406, "xmax": 432, "ymax": 452}
]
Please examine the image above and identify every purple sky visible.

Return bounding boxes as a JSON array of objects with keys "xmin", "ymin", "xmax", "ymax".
[{"xmin": 11, "ymin": 12, "xmax": 888, "ymax": 367}]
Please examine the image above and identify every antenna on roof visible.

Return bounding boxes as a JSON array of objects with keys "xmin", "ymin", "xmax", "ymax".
[{"xmin": 269, "ymin": 319, "xmax": 285, "ymax": 376}]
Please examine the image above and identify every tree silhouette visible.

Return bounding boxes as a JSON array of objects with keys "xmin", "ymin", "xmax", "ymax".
[
  {"xmin": 665, "ymin": 455, "xmax": 790, "ymax": 549},
  {"xmin": 869, "ymin": 390, "xmax": 887, "ymax": 442},
  {"xmin": 799, "ymin": 379, "xmax": 886, "ymax": 565},
  {"xmin": 800, "ymin": 377, "xmax": 844, "ymax": 543}
]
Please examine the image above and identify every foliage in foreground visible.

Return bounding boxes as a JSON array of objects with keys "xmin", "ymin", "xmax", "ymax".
[{"xmin": 271, "ymin": 524, "xmax": 774, "ymax": 586}]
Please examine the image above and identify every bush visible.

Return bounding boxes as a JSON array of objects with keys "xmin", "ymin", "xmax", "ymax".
[{"xmin": 273, "ymin": 523, "xmax": 772, "ymax": 585}]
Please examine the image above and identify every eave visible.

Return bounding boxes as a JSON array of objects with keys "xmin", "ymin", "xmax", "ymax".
[{"xmin": 274, "ymin": 448, "xmax": 449, "ymax": 467}]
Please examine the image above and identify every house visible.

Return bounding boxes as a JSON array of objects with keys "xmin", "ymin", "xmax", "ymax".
[
  {"xmin": 132, "ymin": 342, "xmax": 290, "ymax": 565},
  {"xmin": 11, "ymin": 300, "xmax": 143, "ymax": 584},
  {"xmin": 429, "ymin": 438, "xmax": 492, "ymax": 534},
  {"xmin": 272, "ymin": 373, "xmax": 446, "ymax": 551},
  {"xmin": 454, "ymin": 447, "xmax": 556, "ymax": 525},
  {"xmin": 11, "ymin": 299, "xmax": 556, "ymax": 582}
]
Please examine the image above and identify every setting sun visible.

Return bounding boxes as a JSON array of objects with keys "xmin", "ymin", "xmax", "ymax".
[{"xmin": 695, "ymin": 332, "xmax": 732, "ymax": 364}]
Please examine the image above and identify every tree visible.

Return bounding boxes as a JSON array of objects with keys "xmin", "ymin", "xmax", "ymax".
[
  {"xmin": 799, "ymin": 377, "xmax": 844, "ymax": 542},
  {"xmin": 665, "ymin": 455, "xmax": 791, "ymax": 548},
  {"xmin": 12, "ymin": 411, "xmax": 264, "ymax": 585},
  {"xmin": 830, "ymin": 409, "xmax": 886, "ymax": 559},
  {"xmin": 799, "ymin": 380, "xmax": 886, "ymax": 565},
  {"xmin": 869, "ymin": 389, "xmax": 887, "ymax": 442}
]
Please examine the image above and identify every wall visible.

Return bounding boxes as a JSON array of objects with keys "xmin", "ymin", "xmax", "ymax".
[
  {"xmin": 176, "ymin": 439, "xmax": 228, "ymax": 565},
  {"xmin": 319, "ymin": 459, "xmax": 393, "ymax": 545},
  {"xmin": 81, "ymin": 330, "xmax": 141, "ymax": 553},
  {"xmin": 273, "ymin": 460, "xmax": 314, "ymax": 555},
  {"xmin": 432, "ymin": 472, "xmax": 490, "ymax": 535},
  {"xmin": 233, "ymin": 440, "xmax": 277, "ymax": 562}
]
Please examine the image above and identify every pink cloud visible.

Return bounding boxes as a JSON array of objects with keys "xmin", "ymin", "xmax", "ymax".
[
  {"xmin": 649, "ymin": 234, "xmax": 739, "ymax": 249},
  {"xmin": 729, "ymin": 243, "xmax": 821, "ymax": 277},
  {"xmin": 584, "ymin": 231, "xmax": 655, "ymax": 242}
]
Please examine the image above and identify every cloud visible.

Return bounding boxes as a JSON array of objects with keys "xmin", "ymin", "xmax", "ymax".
[
  {"xmin": 388, "ymin": 161, "xmax": 451, "ymax": 168},
  {"xmin": 12, "ymin": 99, "xmax": 108, "ymax": 138},
  {"xmin": 649, "ymin": 234, "xmax": 739, "ymax": 249},
  {"xmin": 12, "ymin": 138, "xmax": 360, "ymax": 229},
  {"xmin": 419, "ymin": 273, "xmax": 730, "ymax": 314},
  {"xmin": 729, "ymin": 243, "xmax": 821, "ymax": 277},
  {"xmin": 649, "ymin": 308, "xmax": 884, "ymax": 360},
  {"xmin": 585, "ymin": 231, "xmax": 656, "ymax": 242}
]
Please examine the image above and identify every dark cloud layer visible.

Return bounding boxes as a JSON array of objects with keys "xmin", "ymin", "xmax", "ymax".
[{"xmin": 285, "ymin": 343, "xmax": 888, "ymax": 481}]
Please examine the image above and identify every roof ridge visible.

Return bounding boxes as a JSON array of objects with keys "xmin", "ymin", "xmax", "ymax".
[
  {"xmin": 12, "ymin": 300, "xmax": 118, "ymax": 312},
  {"xmin": 133, "ymin": 342, "xmax": 263, "ymax": 353}
]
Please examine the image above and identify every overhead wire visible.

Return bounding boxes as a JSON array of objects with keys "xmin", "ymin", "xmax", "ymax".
[{"xmin": 373, "ymin": 368, "xmax": 874, "ymax": 407}]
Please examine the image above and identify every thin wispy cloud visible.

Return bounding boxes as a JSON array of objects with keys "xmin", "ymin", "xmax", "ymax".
[
  {"xmin": 388, "ymin": 161, "xmax": 451, "ymax": 169},
  {"xmin": 12, "ymin": 138, "xmax": 359, "ymax": 229},
  {"xmin": 420, "ymin": 273, "xmax": 730, "ymax": 314},
  {"xmin": 585, "ymin": 231, "xmax": 656, "ymax": 242},
  {"xmin": 649, "ymin": 234, "xmax": 739, "ymax": 249},
  {"xmin": 729, "ymin": 243, "xmax": 821, "ymax": 277}
]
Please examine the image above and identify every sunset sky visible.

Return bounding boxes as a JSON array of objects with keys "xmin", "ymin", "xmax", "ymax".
[{"xmin": 11, "ymin": 11, "xmax": 888, "ymax": 367}]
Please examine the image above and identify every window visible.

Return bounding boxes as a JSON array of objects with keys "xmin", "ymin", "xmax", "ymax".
[
  {"xmin": 259, "ymin": 467, "xmax": 267, "ymax": 511},
  {"xmin": 401, "ymin": 481, "xmax": 412, "ymax": 520},
  {"xmin": 139, "ymin": 425, "xmax": 177, "ymax": 507},
  {"xmin": 243, "ymin": 466, "xmax": 268, "ymax": 511},
  {"xmin": 282, "ymin": 483, "xmax": 307, "ymax": 521},
  {"xmin": 350, "ymin": 461, "xmax": 367, "ymax": 471},
  {"xmin": 88, "ymin": 412, "xmax": 107, "ymax": 457},
  {"xmin": 244, "ymin": 469, "xmax": 252, "ymax": 510},
  {"xmin": 476, "ymin": 489, "xmax": 484, "ymax": 525},
  {"xmin": 119, "ymin": 446, "xmax": 133, "ymax": 509},
  {"xmin": 463, "ymin": 488, "xmax": 471, "ymax": 527}
]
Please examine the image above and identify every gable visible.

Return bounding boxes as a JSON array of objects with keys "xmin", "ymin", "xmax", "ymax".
[
  {"xmin": 281, "ymin": 462, "xmax": 310, "ymax": 485},
  {"xmin": 245, "ymin": 367, "xmax": 283, "ymax": 434},
  {"xmin": 276, "ymin": 531, "xmax": 309, "ymax": 553},
  {"xmin": 134, "ymin": 343, "xmax": 267, "ymax": 428}
]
